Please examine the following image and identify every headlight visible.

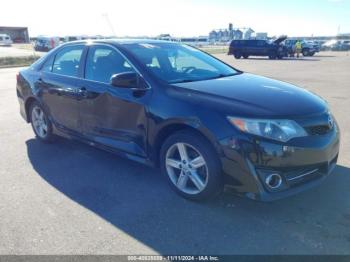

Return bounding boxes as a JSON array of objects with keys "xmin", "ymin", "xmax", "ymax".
[{"xmin": 227, "ymin": 117, "xmax": 307, "ymax": 142}]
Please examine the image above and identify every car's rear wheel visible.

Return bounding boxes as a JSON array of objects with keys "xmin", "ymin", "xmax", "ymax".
[
  {"xmin": 234, "ymin": 52, "xmax": 242, "ymax": 59},
  {"xmin": 302, "ymin": 49, "xmax": 309, "ymax": 56},
  {"xmin": 30, "ymin": 101, "xmax": 55, "ymax": 142},
  {"xmin": 243, "ymin": 54, "xmax": 249, "ymax": 59},
  {"xmin": 269, "ymin": 53, "xmax": 277, "ymax": 59},
  {"xmin": 160, "ymin": 130, "xmax": 223, "ymax": 201}
]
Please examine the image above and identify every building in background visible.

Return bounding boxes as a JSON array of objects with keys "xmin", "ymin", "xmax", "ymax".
[
  {"xmin": 209, "ymin": 24, "xmax": 254, "ymax": 43},
  {"xmin": 241, "ymin": 28, "xmax": 255, "ymax": 40},
  {"xmin": 254, "ymin": 32, "xmax": 268, "ymax": 40},
  {"xmin": 0, "ymin": 26, "xmax": 29, "ymax": 43}
]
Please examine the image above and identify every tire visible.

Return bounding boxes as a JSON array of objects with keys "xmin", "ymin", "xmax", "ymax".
[
  {"xmin": 242, "ymin": 54, "xmax": 249, "ymax": 59},
  {"xmin": 309, "ymin": 52, "xmax": 315, "ymax": 56},
  {"xmin": 30, "ymin": 101, "xmax": 55, "ymax": 143},
  {"xmin": 234, "ymin": 53, "xmax": 242, "ymax": 59},
  {"xmin": 302, "ymin": 49, "xmax": 309, "ymax": 56},
  {"xmin": 268, "ymin": 54, "xmax": 277, "ymax": 59},
  {"xmin": 160, "ymin": 130, "xmax": 223, "ymax": 201}
]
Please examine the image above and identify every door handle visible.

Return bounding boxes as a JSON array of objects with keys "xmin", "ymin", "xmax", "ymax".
[
  {"xmin": 78, "ymin": 87, "xmax": 88, "ymax": 97},
  {"xmin": 77, "ymin": 87, "xmax": 99, "ymax": 99}
]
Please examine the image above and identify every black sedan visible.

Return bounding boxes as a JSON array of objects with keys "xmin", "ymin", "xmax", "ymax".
[{"xmin": 16, "ymin": 39, "xmax": 340, "ymax": 201}]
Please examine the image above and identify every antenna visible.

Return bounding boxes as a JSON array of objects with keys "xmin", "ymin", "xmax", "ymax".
[{"xmin": 102, "ymin": 13, "xmax": 116, "ymax": 37}]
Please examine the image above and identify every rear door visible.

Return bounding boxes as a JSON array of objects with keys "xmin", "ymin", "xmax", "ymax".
[
  {"xmin": 75, "ymin": 44, "xmax": 149, "ymax": 157},
  {"xmin": 255, "ymin": 40, "xmax": 267, "ymax": 55},
  {"xmin": 248, "ymin": 40, "xmax": 259, "ymax": 55},
  {"xmin": 36, "ymin": 44, "xmax": 86, "ymax": 132}
]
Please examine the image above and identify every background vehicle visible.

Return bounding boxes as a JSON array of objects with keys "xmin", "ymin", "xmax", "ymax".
[
  {"xmin": 329, "ymin": 40, "xmax": 350, "ymax": 51},
  {"xmin": 228, "ymin": 36, "xmax": 288, "ymax": 59},
  {"xmin": 321, "ymin": 39, "xmax": 337, "ymax": 51},
  {"xmin": 0, "ymin": 34, "xmax": 13, "ymax": 46},
  {"xmin": 16, "ymin": 40, "xmax": 339, "ymax": 201},
  {"xmin": 34, "ymin": 36, "xmax": 60, "ymax": 51},
  {"xmin": 284, "ymin": 40, "xmax": 319, "ymax": 56}
]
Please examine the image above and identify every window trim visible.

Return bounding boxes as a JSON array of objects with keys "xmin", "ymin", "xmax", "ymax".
[
  {"xmin": 51, "ymin": 44, "xmax": 86, "ymax": 78},
  {"xmin": 41, "ymin": 53, "xmax": 55, "ymax": 73},
  {"xmin": 38, "ymin": 43, "xmax": 87, "ymax": 80},
  {"xmin": 83, "ymin": 43, "xmax": 151, "ymax": 89}
]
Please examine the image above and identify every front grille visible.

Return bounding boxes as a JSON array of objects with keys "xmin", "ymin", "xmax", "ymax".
[{"xmin": 305, "ymin": 125, "xmax": 331, "ymax": 136}]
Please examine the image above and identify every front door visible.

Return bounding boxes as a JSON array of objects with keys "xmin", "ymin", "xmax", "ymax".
[{"xmin": 76, "ymin": 44, "xmax": 149, "ymax": 157}]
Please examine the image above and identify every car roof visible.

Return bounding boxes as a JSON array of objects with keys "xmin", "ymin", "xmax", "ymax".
[
  {"xmin": 62, "ymin": 38, "xmax": 176, "ymax": 46},
  {"xmin": 232, "ymin": 39, "xmax": 262, "ymax": 41}
]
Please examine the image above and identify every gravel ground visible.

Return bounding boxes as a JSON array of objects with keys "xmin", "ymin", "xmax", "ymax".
[{"xmin": 0, "ymin": 45, "xmax": 44, "ymax": 58}]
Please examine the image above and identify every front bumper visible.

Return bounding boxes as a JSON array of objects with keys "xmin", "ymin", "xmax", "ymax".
[
  {"xmin": 34, "ymin": 46, "xmax": 49, "ymax": 51},
  {"xmin": 219, "ymin": 124, "xmax": 340, "ymax": 201}
]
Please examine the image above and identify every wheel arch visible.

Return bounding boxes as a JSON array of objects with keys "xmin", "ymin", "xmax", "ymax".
[
  {"xmin": 152, "ymin": 122, "xmax": 222, "ymax": 167},
  {"xmin": 24, "ymin": 96, "xmax": 39, "ymax": 123}
]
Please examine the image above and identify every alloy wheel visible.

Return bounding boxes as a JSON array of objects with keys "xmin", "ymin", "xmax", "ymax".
[
  {"xmin": 31, "ymin": 106, "xmax": 48, "ymax": 138},
  {"xmin": 165, "ymin": 142, "xmax": 208, "ymax": 194}
]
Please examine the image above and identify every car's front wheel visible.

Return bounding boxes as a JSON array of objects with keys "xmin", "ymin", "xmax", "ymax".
[
  {"xmin": 160, "ymin": 130, "xmax": 223, "ymax": 201},
  {"xmin": 234, "ymin": 52, "xmax": 242, "ymax": 59},
  {"xmin": 30, "ymin": 101, "xmax": 55, "ymax": 142},
  {"xmin": 302, "ymin": 49, "xmax": 309, "ymax": 56},
  {"xmin": 269, "ymin": 53, "xmax": 277, "ymax": 59}
]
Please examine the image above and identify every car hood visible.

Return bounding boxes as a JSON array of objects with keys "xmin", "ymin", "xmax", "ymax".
[
  {"xmin": 273, "ymin": 35, "xmax": 287, "ymax": 45},
  {"xmin": 172, "ymin": 73, "xmax": 327, "ymax": 118}
]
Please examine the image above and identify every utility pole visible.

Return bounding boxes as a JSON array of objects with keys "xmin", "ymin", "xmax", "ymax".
[{"xmin": 102, "ymin": 13, "xmax": 116, "ymax": 37}]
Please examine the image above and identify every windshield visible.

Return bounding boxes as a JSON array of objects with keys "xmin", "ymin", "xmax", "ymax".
[{"xmin": 124, "ymin": 43, "xmax": 239, "ymax": 83}]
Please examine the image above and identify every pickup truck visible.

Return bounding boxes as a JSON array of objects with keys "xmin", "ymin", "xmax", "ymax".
[{"xmin": 228, "ymin": 36, "xmax": 288, "ymax": 59}]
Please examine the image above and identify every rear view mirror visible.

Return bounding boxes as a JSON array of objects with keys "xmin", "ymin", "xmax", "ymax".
[{"xmin": 110, "ymin": 72, "xmax": 140, "ymax": 88}]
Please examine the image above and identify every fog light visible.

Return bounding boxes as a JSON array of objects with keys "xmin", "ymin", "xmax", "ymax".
[{"xmin": 265, "ymin": 173, "xmax": 282, "ymax": 189}]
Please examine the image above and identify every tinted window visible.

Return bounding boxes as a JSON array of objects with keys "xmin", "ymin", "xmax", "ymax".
[
  {"xmin": 257, "ymin": 40, "xmax": 266, "ymax": 46},
  {"xmin": 126, "ymin": 43, "xmax": 238, "ymax": 84},
  {"xmin": 52, "ymin": 45, "xmax": 84, "ymax": 77},
  {"xmin": 41, "ymin": 55, "xmax": 55, "ymax": 72},
  {"xmin": 85, "ymin": 45, "xmax": 134, "ymax": 83},
  {"xmin": 169, "ymin": 49, "xmax": 217, "ymax": 72}
]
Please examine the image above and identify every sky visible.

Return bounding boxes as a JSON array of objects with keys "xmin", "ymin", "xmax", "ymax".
[{"xmin": 1, "ymin": 0, "xmax": 350, "ymax": 37}]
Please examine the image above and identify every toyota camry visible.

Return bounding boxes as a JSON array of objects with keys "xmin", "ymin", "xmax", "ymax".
[{"xmin": 16, "ymin": 39, "xmax": 340, "ymax": 201}]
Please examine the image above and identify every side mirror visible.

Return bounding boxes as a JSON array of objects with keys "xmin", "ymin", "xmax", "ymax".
[{"xmin": 110, "ymin": 72, "xmax": 143, "ymax": 89}]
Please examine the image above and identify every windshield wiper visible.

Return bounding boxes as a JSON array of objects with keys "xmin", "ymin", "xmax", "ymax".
[
  {"xmin": 169, "ymin": 79, "xmax": 197, "ymax": 84},
  {"xmin": 201, "ymin": 73, "xmax": 237, "ymax": 81},
  {"xmin": 214, "ymin": 73, "xmax": 237, "ymax": 78},
  {"xmin": 169, "ymin": 73, "xmax": 238, "ymax": 84}
]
